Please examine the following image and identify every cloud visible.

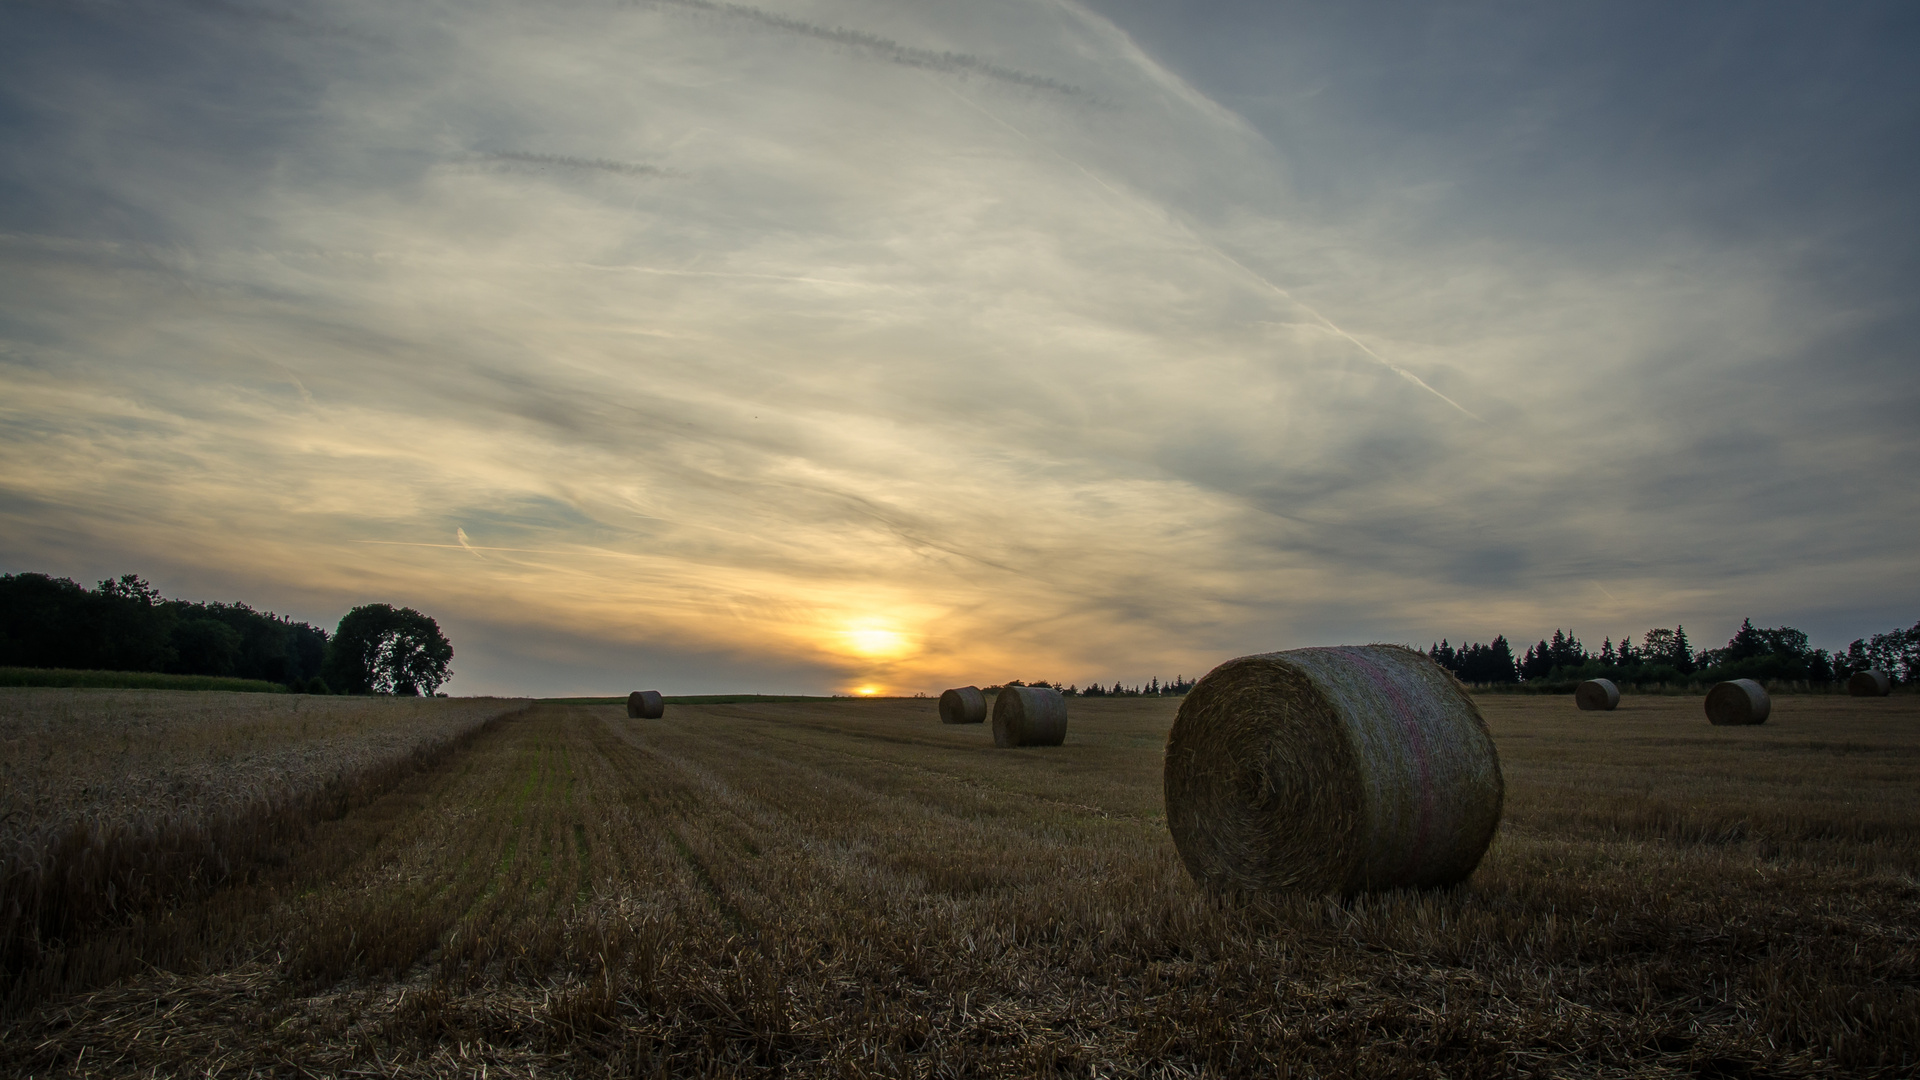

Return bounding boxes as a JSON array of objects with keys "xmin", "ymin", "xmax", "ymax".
[{"xmin": 0, "ymin": 0, "xmax": 1914, "ymax": 694}]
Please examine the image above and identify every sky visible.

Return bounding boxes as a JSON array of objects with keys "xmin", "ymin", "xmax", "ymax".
[{"xmin": 1, "ymin": 0, "xmax": 1916, "ymax": 696}]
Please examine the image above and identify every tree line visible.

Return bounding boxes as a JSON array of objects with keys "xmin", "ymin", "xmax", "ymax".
[
  {"xmin": 0, "ymin": 572, "xmax": 455, "ymax": 695},
  {"xmin": 987, "ymin": 676, "xmax": 1200, "ymax": 698},
  {"xmin": 1429, "ymin": 618, "xmax": 1920, "ymax": 688}
]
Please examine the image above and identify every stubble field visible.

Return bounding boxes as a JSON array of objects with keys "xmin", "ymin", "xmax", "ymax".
[{"xmin": 3, "ymin": 691, "xmax": 1917, "ymax": 1078}]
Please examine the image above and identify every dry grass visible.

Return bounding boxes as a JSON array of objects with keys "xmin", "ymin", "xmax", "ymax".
[
  {"xmin": 2, "ymin": 693, "xmax": 1917, "ymax": 1077},
  {"xmin": 0, "ymin": 690, "xmax": 530, "ymax": 1005}
]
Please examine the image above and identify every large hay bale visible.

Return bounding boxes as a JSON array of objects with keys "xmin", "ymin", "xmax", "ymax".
[
  {"xmin": 1849, "ymin": 670, "xmax": 1892, "ymax": 697},
  {"xmin": 938, "ymin": 686, "xmax": 988, "ymax": 724},
  {"xmin": 1574, "ymin": 678, "xmax": 1620, "ymax": 712},
  {"xmin": 1163, "ymin": 645, "xmax": 1503, "ymax": 895},
  {"xmin": 1704, "ymin": 679, "xmax": 1769, "ymax": 725},
  {"xmin": 991, "ymin": 686, "xmax": 1067, "ymax": 747},
  {"xmin": 626, "ymin": 690, "xmax": 665, "ymax": 719}
]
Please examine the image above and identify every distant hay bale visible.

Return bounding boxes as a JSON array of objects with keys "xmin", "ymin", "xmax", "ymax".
[
  {"xmin": 1162, "ymin": 644, "xmax": 1504, "ymax": 895},
  {"xmin": 991, "ymin": 686, "xmax": 1067, "ymax": 747},
  {"xmin": 626, "ymin": 690, "xmax": 665, "ymax": 719},
  {"xmin": 1574, "ymin": 678, "xmax": 1620, "ymax": 712},
  {"xmin": 938, "ymin": 686, "xmax": 987, "ymax": 724},
  {"xmin": 1704, "ymin": 679, "xmax": 1769, "ymax": 725},
  {"xmin": 1849, "ymin": 670, "xmax": 1892, "ymax": 697}
]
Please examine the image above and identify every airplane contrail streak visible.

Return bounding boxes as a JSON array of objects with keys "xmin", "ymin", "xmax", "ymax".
[
  {"xmin": 937, "ymin": 79, "xmax": 1482, "ymax": 423},
  {"xmin": 354, "ymin": 539, "xmax": 645, "ymax": 560}
]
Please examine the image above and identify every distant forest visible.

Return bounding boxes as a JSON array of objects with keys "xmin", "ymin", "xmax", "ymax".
[
  {"xmin": 991, "ymin": 676, "xmax": 1200, "ymax": 699},
  {"xmin": 1429, "ymin": 619, "xmax": 1920, "ymax": 688},
  {"xmin": 1009, "ymin": 617, "xmax": 1920, "ymax": 699},
  {"xmin": 1, "ymin": 572, "xmax": 330, "ymax": 690}
]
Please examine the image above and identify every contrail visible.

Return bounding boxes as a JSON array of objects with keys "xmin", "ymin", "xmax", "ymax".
[
  {"xmin": 455, "ymin": 528, "xmax": 485, "ymax": 560},
  {"xmin": 634, "ymin": 0, "xmax": 1081, "ymax": 96},
  {"xmin": 479, "ymin": 151, "xmax": 675, "ymax": 178},
  {"xmin": 354, "ymin": 539, "xmax": 644, "ymax": 559},
  {"xmin": 578, "ymin": 262, "xmax": 906, "ymax": 290},
  {"xmin": 1208, "ymin": 248, "xmax": 1484, "ymax": 422},
  {"xmin": 936, "ymin": 79, "xmax": 1482, "ymax": 423}
]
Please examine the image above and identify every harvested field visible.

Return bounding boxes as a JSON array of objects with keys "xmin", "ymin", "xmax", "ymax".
[
  {"xmin": 3, "ymin": 692, "xmax": 1918, "ymax": 1077},
  {"xmin": 0, "ymin": 690, "xmax": 530, "ymax": 1005}
]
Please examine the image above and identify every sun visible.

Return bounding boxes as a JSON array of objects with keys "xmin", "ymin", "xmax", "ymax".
[{"xmin": 855, "ymin": 685, "xmax": 879, "ymax": 696}]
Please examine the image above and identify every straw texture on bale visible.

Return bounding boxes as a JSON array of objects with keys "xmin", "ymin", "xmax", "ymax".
[
  {"xmin": 626, "ymin": 690, "xmax": 665, "ymax": 719},
  {"xmin": 1575, "ymin": 678, "xmax": 1621, "ymax": 712},
  {"xmin": 991, "ymin": 686, "xmax": 1068, "ymax": 747},
  {"xmin": 1849, "ymin": 670, "xmax": 1892, "ymax": 697},
  {"xmin": 1163, "ymin": 645, "xmax": 1504, "ymax": 895},
  {"xmin": 938, "ymin": 686, "xmax": 987, "ymax": 724},
  {"xmin": 1704, "ymin": 679, "xmax": 1770, "ymax": 725}
]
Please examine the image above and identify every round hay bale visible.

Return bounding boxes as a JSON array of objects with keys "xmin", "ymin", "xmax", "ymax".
[
  {"xmin": 626, "ymin": 690, "xmax": 665, "ymax": 719},
  {"xmin": 1574, "ymin": 678, "xmax": 1620, "ymax": 712},
  {"xmin": 1848, "ymin": 670, "xmax": 1892, "ymax": 697},
  {"xmin": 1163, "ymin": 644, "xmax": 1503, "ymax": 895},
  {"xmin": 939, "ymin": 686, "xmax": 987, "ymax": 724},
  {"xmin": 991, "ymin": 686, "xmax": 1067, "ymax": 747},
  {"xmin": 1704, "ymin": 679, "xmax": 1769, "ymax": 725}
]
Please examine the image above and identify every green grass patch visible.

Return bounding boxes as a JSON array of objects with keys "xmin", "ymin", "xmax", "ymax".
[{"xmin": 0, "ymin": 667, "xmax": 288, "ymax": 693}]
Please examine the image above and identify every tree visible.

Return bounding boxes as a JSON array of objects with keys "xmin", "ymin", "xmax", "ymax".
[
  {"xmin": 323, "ymin": 604, "xmax": 453, "ymax": 695},
  {"xmin": 1432, "ymin": 637, "xmax": 1518, "ymax": 684},
  {"xmin": 170, "ymin": 617, "xmax": 242, "ymax": 676},
  {"xmin": 1672, "ymin": 625, "xmax": 1695, "ymax": 674},
  {"xmin": 1641, "ymin": 627, "xmax": 1695, "ymax": 674},
  {"xmin": 1615, "ymin": 635, "xmax": 1641, "ymax": 665},
  {"xmin": 1718, "ymin": 619, "xmax": 1810, "ymax": 666},
  {"xmin": 1839, "ymin": 620, "xmax": 1920, "ymax": 683},
  {"xmin": 1478, "ymin": 636, "xmax": 1519, "ymax": 683}
]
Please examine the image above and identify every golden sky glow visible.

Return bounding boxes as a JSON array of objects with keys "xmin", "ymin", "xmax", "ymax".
[
  {"xmin": 839, "ymin": 626, "xmax": 916, "ymax": 661},
  {"xmin": 1, "ymin": 0, "xmax": 1915, "ymax": 695}
]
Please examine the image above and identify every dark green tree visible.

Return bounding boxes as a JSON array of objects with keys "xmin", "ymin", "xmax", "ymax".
[
  {"xmin": 1641, "ymin": 627, "xmax": 1696, "ymax": 674},
  {"xmin": 1520, "ymin": 631, "xmax": 1586, "ymax": 682},
  {"xmin": 169, "ymin": 617, "xmax": 242, "ymax": 676},
  {"xmin": 323, "ymin": 604, "xmax": 453, "ymax": 695},
  {"xmin": 1615, "ymin": 635, "xmax": 1641, "ymax": 665},
  {"xmin": 1718, "ymin": 619, "xmax": 1810, "ymax": 665}
]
